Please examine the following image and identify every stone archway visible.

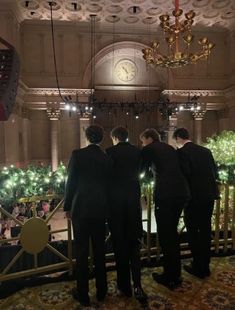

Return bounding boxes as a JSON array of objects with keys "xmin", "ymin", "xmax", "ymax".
[{"xmin": 82, "ymin": 41, "xmax": 169, "ymax": 93}]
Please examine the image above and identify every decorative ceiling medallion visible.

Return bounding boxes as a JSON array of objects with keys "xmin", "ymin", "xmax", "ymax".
[
  {"xmin": 65, "ymin": 2, "xmax": 82, "ymax": 12},
  {"xmin": 87, "ymin": 3, "xmax": 103, "ymax": 13},
  {"xmin": 197, "ymin": 20, "xmax": 212, "ymax": 26},
  {"xmin": 171, "ymin": 0, "xmax": 190, "ymax": 5},
  {"xmin": 221, "ymin": 11, "xmax": 235, "ymax": 20},
  {"xmin": 131, "ymin": 0, "xmax": 146, "ymax": 3},
  {"xmin": 212, "ymin": 0, "xmax": 231, "ymax": 10},
  {"xmin": 142, "ymin": 17, "xmax": 157, "ymax": 24},
  {"xmin": 20, "ymin": 0, "xmax": 39, "ymax": 10},
  {"xmin": 105, "ymin": 15, "xmax": 120, "ymax": 22},
  {"xmin": 26, "ymin": 11, "xmax": 42, "ymax": 19},
  {"xmin": 43, "ymin": 1, "xmax": 61, "ymax": 11},
  {"xmin": 86, "ymin": 15, "xmax": 101, "ymax": 22},
  {"xmin": 192, "ymin": 0, "xmax": 210, "ymax": 8},
  {"xmin": 45, "ymin": 11, "xmax": 63, "ymax": 20},
  {"xmin": 151, "ymin": 0, "xmax": 167, "ymax": 5},
  {"xmin": 110, "ymin": 0, "xmax": 124, "ymax": 3},
  {"xmin": 127, "ymin": 6, "xmax": 142, "ymax": 14},
  {"xmin": 68, "ymin": 14, "xmax": 83, "ymax": 21},
  {"xmin": 147, "ymin": 7, "xmax": 162, "ymax": 16},
  {"xmin": 203, "ymin": 10, "xmax": 220, "ymax": 19},
  {"xmin": 213, "ymin": 21, "xmax": 228, "ymax": 28},
  {"xmin": 124, "ymin": 16, "xmax": 139, "ymax": 23},
  {"xmin": 106, "ymin": 5, "xmax": 123, "ymax": 14}
]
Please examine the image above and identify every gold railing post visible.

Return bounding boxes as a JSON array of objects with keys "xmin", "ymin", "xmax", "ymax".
[
  {"xmin": 89, "ymin": 239, "xmax": 93, "ymax": 274},
  {"xmin": 232, "ymin": 186, "xmax": 235, "ymax": 251},
  {"xmin": 214, "ymin": 198, "xmax": 221, "ymax": 254},
  {"xmin": 146, "ymin": 184, "xmax": 152, "ymax": 262},
  {"xmin": 67, "ymin": 219, "xmax": 73, "ymax": 276},
  {"xmin": 223, "ymin": 184, "xmax": 229, "ymax": 253}
]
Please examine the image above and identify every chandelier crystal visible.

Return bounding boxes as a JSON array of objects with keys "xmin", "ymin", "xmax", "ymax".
[{"xmin": 142, "ymin": 0, "xmax": 215, "ymax": 68}]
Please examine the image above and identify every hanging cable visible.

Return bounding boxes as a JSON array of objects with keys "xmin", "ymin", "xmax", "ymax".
[{"xmin": 49, "ymin": 2, "xmax": 66, "ymax": 104}]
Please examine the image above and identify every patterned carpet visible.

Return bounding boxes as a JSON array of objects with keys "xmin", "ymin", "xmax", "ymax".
[{"xmin": 1, "ymin": 256, "xmax": 235, "ymax": 310}]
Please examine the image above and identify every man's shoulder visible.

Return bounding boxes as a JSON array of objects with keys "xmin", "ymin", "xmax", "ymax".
[
  {"xmin": 72, "ymin": 147, "xmax": 87, "ymax": 155},
  {"xmin": 182, "ymin": 142, "xmax": 212, "ymax": 156}
]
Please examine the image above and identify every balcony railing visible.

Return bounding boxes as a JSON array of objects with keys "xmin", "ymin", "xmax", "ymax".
[{"xmin": 0, "ymin": 184, "xmax": 234, "ymax": 282}]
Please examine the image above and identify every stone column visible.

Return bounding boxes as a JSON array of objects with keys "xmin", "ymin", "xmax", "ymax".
[
  {"xmin": 167, "ymin": 113, "xmax": 178, "ymax": 147},
  {"xmin": 22, "ymin": 108, "xmax": 30, "ymax": 166},
  {"xmin": 79, "ymin": 117, "xmax": 91, "ymax": 148},
  {"xmin": 192, "ymin": 110, "xmax": 206, "ymax": 145},
  {"xmin": 47, "ymin": 107, "xmax": 61, "ymax": 171}
]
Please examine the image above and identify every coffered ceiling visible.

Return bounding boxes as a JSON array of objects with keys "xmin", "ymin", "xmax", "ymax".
[{"xmin": 7, "ymin": 0, "xmax": 235, "ymax": 30}]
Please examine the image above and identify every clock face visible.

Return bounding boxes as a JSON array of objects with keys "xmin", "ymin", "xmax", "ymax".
[{"xmin": 115, "ymin": 60, "xmax": 137, "ymax": 82}]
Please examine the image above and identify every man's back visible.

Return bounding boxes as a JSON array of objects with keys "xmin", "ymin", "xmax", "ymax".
[
  {"xmin": 142, "ymin": 141, "xmax": 190, "ymax": 200},
  {"xmin": 106, "ymin": 141, "xmax": 142, "ymax": 221},
  {"xmin": 178, "ymin": 142, "xmax": 219, "ymax": 201},
  {"xmin": 106, "ymin": 142, "xmax": 141, "ymax": 184},
  {"xmin": 64, "ymin": 144, "xmax": 111, "ymax": 218}
]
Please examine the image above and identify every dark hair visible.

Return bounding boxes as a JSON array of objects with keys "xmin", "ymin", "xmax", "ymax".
[
  {"xmin": 140, "ymin": 128, "xmax": 161, "ymax": 142},
  {"xmin": 173, "ymin": 128, "xmax": 190, "ymax": 140},
  {"xmin": 85, "ymin": 125, "xmax": 104, "ymax": 144},
  {"xmin": 111, "ymin": 126, "xmax": 128, "ymax": 142}
]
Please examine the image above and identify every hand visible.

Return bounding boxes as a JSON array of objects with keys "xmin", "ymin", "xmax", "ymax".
[{"xmin": 65, "ymin": 211, "xmax": 71, "ymax": 220}]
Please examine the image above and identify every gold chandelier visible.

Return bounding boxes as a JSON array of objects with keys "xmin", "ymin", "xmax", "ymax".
[{"xmin": 142, "ymin": 0, "xmax": 215, "ymax": 68}]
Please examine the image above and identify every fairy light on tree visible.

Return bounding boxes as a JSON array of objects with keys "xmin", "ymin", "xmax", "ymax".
[{"xmin": 205, "ymin": 131, "xmax": 235, "ymax": 184}]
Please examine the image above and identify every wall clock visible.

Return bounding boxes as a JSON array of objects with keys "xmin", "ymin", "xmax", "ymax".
[{"xmin": 114, "ymin": 60, "xmax": 137, "ymax": 82}]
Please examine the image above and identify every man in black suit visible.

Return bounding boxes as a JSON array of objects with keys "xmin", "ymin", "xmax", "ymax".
[
  {"xmin": 106, "ymin": 127, "xmax": 147, "ymax": 304},
  {"xmin": 140, "ymin": 128, "xmax": 190, "ymax": 289},
  {"xmin": 173, "ymin": 127, "xmax": 219, "ymax": 279},
  {"xmin": 64, "ymin": 125, "xmax": 111, "ymax": 306}
]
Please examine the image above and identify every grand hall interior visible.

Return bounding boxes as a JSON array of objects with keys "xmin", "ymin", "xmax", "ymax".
[{"xmin": 0, "ymin": 0, "xmax": 235, "ymax": 309}]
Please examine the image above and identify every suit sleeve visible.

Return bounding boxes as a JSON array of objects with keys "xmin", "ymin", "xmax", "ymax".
[
  {"xmin": 208, "ymin": 150, "xmax": 218, "ymax": 180},
  {"xmin": 208, "ymin": 150, "xmax": 220, "ymax": 199},
  {"xmin": 177, "ymin": 148, "xmax": 191, "ymax": 181},
  {"xmin": 63, "ymin": 150, "xmax": 79, "ymax": 212},
  {"xmin": 140, "ymin": 146, "xmax": 153, "ymax": 180}
]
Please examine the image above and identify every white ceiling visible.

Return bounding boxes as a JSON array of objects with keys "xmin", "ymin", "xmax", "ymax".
[{"xmin": 12, "ymin": 0, "xmax": 235, "ymax": 30}]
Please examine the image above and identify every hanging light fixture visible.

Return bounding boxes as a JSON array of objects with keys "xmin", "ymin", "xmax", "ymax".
[{"xmin": 142, "ymin": 0, "xmax": 215, "ymax": 68}]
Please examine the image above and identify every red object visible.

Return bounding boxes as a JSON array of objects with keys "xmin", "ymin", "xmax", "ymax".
[{"xmin": 175, "ymin": 0, "xmax": 179, "ymax": 10}]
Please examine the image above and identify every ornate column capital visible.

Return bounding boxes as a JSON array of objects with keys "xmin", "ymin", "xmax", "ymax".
[
  {"xmin": 46, "ymin": 97, "xmax": 61, "ymax": 120},
  {"xmin": 46, "ymin": 107, "xmax": 61, "ymax": 120},
  {"xmin": 192, "ymin": 110, "xmax": 206, "ymax": 120}
]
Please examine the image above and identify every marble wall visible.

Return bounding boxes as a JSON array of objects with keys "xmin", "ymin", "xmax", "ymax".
[{"xmin": 0, "ymin": 10, "xmax": 234, "ymax": 166}]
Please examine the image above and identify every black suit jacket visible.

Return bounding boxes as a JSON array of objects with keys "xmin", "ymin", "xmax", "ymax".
[
  {"xmin": 141, "ymin": 141, "xmax": 190, "ymax": 201},
  {"xmin": 177, "ymin": 142, "xmax": 219, "ymax": 201},
  {"xmin": 106, "ymin": 142, "xmax": 142, "ymax": 238},
  {"xmin": 64, "ymin": 144, "xmax": 111, "ymax": 219}
]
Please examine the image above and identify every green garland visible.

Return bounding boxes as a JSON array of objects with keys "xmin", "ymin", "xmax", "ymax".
[
  {"xmin": 1, "ymin": 130, "xmax": 234, "ymax": 206},
  {"xmin": 204, "ymin": 130, "xmax": 235, "ymax": 185},
  {"xmin": 0, "ymin": 163, "xmax": 67, "ymax": 207}
]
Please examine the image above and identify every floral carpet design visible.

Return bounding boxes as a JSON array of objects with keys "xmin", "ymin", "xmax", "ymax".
[{"xmin": 1, "ymin": 256, "xmax": 235, "ymax": 310}]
